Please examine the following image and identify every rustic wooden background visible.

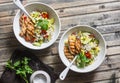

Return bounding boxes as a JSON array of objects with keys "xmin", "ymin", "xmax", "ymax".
[{"xmin": 0, "ymin": 0, "xmax": 120, "ymax": 83}]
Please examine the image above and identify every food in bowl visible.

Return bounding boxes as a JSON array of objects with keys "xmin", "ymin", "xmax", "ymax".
[
  {"xmin": 13, "ymin": 2, "xmax": 61, "ymax": 50},
  {"xmin": 19, "ymin": 11, "xmax": 54, "ymax": 46},
  {"xmin": 59, "ymin": 25, "xmax": 106, "ymax": 73},
  {"xmin": 64, "ymin": 31, "xmax": 100, "ymax": 68}
]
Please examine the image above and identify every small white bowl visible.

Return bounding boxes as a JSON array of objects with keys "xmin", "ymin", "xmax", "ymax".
[
  {"xmin": 30, "ymin": 70, "xmax": 51, "ymax": 83},
  {"xmin": 59, "ymin": 25, "xmax": 106, "ymax": 73},
  {"xmin": 13, "ymin": 2, "xmax": 61, "ymax": 50}
]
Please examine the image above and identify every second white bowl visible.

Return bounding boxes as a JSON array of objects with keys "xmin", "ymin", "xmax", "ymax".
[{"xmin": 59, "ymin": 25, "xmax": 106, "ymax": 73}]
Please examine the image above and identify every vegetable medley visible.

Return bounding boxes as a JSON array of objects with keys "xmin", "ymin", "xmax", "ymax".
[
  {"xmin": 19, "ymin": 11, "xmax": 54, "ymax": 46},
  {"xmin": 64, "ymin": 31, "xmax": 100, "ymax": 68}
]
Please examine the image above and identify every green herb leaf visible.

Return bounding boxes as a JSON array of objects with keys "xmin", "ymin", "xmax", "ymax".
[
  {"xmin": 6, "ymin": 57, "xmax": 33, "ymax": 83},
  {"xmin": 14, "ymin": 61, "xmax": 20, "ymax": 67},
  {"xmin": 37, "ymin": 19, "xmax": 49, "ymax": 30},
  {"xmin": 6, "ymin": 60, "xmax": 15, "ymax": 70}
]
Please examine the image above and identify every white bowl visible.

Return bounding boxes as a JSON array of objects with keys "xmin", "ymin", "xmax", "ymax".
[
  {"xmin": 13, "ymin": 2, "xmax": 61, "ymax": 50},
  {"xmin": 59, "ymin": 25, "xmax": 106, "ymax": 73},
  {"xmin": 30, "ymin": 70, "xmax": 51, "ymax": 83}
]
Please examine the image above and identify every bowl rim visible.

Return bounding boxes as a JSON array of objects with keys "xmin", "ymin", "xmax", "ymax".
[
  {"xmin": 13, "ymin": 2, "xmax": 61, "ymax": 50},
  {"xmin": 58, "ymin": 25, "xmax": 106, "ymax": 73},
  {"xmin": 30, "ymin": 70, "xmax": 51, "ymax": 83}
]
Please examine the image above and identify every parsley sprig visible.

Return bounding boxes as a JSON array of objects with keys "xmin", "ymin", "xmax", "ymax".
[
  {"xmin": 76, "ymin": 53, "xmax": 92, "ymax": 68},
  {"xmin": 37, "ymin": 19, "xmax": 49, "ymax": 30},
  {"xmin": 6, "ymin": 57, "xmax": 33, "ymax": 83}
]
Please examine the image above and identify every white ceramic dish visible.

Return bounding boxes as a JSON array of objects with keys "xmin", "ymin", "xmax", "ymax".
[
  {"xmin": 30, "ymin": 70, "xmax": 51, "ymax": 83},
  {"xmin": 59, "ymin": 25, "xmax": 106, "ymax": 73},
  {"xmin": 13, "ymin": 2, "xmax": 61, "ymax": 50}
]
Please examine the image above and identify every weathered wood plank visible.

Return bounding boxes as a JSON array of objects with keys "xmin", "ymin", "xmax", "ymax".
[
  {"xmin": 0, "ymin": 72, "xmax": 3, "ymax": 78},
  {"xmin": 0, "ymin": 62, "xmax": 6, "ymax": 72},
  {"xmin": 1, "ymin": 5, "xmax": 120, "ymax": 28},
  {"xmin": 56, "ymin": 69, "xmax": 120, "ymax": 83},
  {"xmin": 0, "ymin": 31, "xmax": 120, "ymax": 53},
  {"xmin": 28, "ymin": 0, "xmax": 120, "ymax": 9},
  {"xmin": 0, "ymin": 0, "xmax": 27, "ymax": 12},
  {"xmin": 0, "ymin": 33, "xmax": 15, "ymax": 39},
  {"xmin": 60, "ymin": 10, "xmax": 120, "ymax": 28},
  {"xmin": 56, "ymin": 1, "xmax": 120, "ymax": 17},
  {"xmin": 0, "ymin": 25, "xmax": 120, "ymax": 48},
  {"xmin": 52, "ymin": 0, "xmax": 120, "ymax": 9},
  {"xmin": 0, "ymin": 17, "xmax": 120, "ymax": 49},
  {"xmin": 40, "ymin": 50, "xmax": 120, "ymax": 65},
  {"xmin": 1, "ymin": 9, "xmax": 120, "ymax": 30},
  {"xmin": 31, "ymin": 46, "xmax": 120, "ymax": 65},
  {"xmin": 0, "ymin": 51, "xmax": 120, "ymax": 76},
  {"xmin": 0, "ymin": 38, "xmax": 21, "ymax": 48},
  {"xmin": 1, "ymin": 22, "xmax": 120, "ymax": 35},
  {"xmin": 0, "ymin": 29, "xmax": 119, "ymax": 47},
  {"xmin": 0, "ymin": 11, "xmax": 120, "ymax": 40},
  {"xmin": 58, "ymin": 30, "xmax": 120, "ymax": 42},
  {"xmin": 0, "ymin": 10, "xmax": 17, "ymax": 18},
  {"xmin": 0, "ymin": 16, "xmax": 14, "ymax": 26},
  {"xmin": 96, "ymin": 23, "xmax": 120, "ymax": 34},
  {"xmin": 103, "ymin": 33, "xmax": 120, "ymax": 41},
  {"xmin": 107, "ymin": 46, "xmax": 120, "ymax": 55},
  {"xmin": 2, "ymin": 0, "xmax": 120, "ymax": 17},
  {"xmin": 0, "ymin": 23, "xmax": 120, "ymax": 47},
  {"xmin": 0, "ymin": 3, "xmax": 17, "ymax": 12},
  {"xmin": 49, "ymin": 62, "xmax": 120, "ymax": 75},
  {"xmin": 0, "ymin": 47, "xmax": 120, "ymax": 82},
  {"xmin": 107, "ymin": 40, "xmax": 120, "ymax": 47},
  {"xmin": 0, "ymin": 0, "xmax": 118, "ymax": 12},
  {"xmin": 0, "ymin": 56, "xmax": 120, "ymax": 76},
  {"xmin": 0, "ymin": 0, "xmax": 119, "ymax": 18},
  {"xmin": 0, "ymin": 24, "xmax": 120, "ymax": 41},
  {"xmin": 1, "ymin": 0, "xmax": 120, "ymax": 18},
  {"xmin": 0, "ymin": 45, "xmax": 120, "ymax": 66},
  {"xmin": 93, "ymin": 78, "xmax": 120, "ymax": 83},
  {"xmin": 0, "ymin": 62, "xmax": 119, "ymax": 83},
  {"xmin": 0, "ymin": 0, "xmax": 12, "ymax": 4},
  {"xmin": 0, "ymin": 25, "xmax": 13, "ymax": 34}
]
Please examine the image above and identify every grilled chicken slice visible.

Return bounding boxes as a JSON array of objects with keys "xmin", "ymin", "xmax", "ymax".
[
  {"xmin": 64, "ymin": 46, "xmax": 74, "ymax": 59},
  {"xmin": 75, "ymin": 37, "xmax": 81, "ymax": 54},
  {"xmin": 64, "ymin": 34, "xmax": 81, "ymax": 60},
  {"xmin": 68, "ymin": 35, "xmax": 76, "ymax": 55},
  {"xmin": 19, "ymin": 14, "xmax": 35, "ymax": 43}
]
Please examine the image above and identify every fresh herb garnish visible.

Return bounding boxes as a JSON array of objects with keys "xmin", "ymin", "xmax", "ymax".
[
  {"xmin": 37, "ymin": 19, "xmax": 49, "ymax": 30},
  {"xmin": 6, "ymin": 57, "xmax": 33, "ymax": 83},
  {"xmin": 76, "ymin": 53, "xmax": 91, "ymax": 68}
]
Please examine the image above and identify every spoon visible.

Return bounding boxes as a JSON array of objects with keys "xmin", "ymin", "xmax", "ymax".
[
  {"xmin": 59, "ymin": 55, "xmax": 78, "ymax": 80},
  {"xmin": 13, "ymin": 0, "xmax": 31, "ymax": 18}
]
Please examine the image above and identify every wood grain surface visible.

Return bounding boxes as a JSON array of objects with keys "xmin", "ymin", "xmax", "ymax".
[{"xmin": 0, "ymin": 0, "xmax": 120, "ymax": 83}]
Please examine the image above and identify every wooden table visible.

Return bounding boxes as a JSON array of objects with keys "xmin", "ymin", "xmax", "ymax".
[{"xmin": 0, "ymin": 0, "xmax": 120, "ymax": 83}]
